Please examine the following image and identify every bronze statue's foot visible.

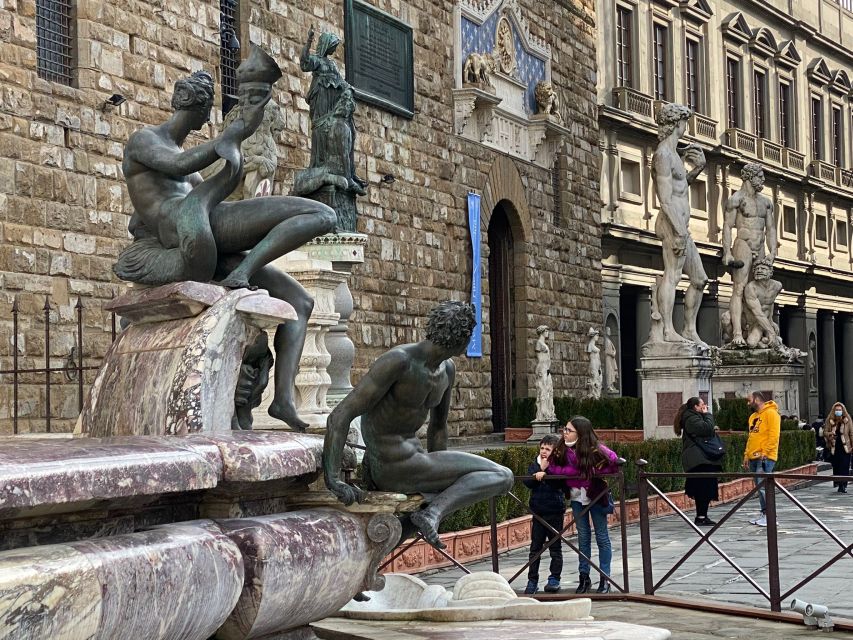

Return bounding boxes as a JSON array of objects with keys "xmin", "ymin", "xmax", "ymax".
[
  {"xmin": 349, "ymin": 180, "xmax": 367, "ymax": 196},
  {"xmin": 410, "ymin": 510, "xmax": 445, "ymax": 550},
  {"xmin": 234, "ymin": 405, "xmax": 254, "ymax": 430},
  {"xmin": 269, "ymin": 400, "xmax": 309, "ymax": 432},
  {"xmin": 217, "ymin": 275, "xmax": 258, "ymax": 291}
]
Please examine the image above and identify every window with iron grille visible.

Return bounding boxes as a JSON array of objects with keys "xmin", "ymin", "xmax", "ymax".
[
  {"xmin": 653, "ymin": 23, "xmax": 668, "ymax": 101},
  {"xmin": 220, "ymin": 0, "xmax": 241, "ymax": 116},
  {"xmin": 36, "ymin": 0, "xmax": 74, "ymax": 85},
  {"xmin": 779, "ymin": 80, "xmax": 792, "ymax": 148},
  {"xmin": 811, "ymin": 96, "xmax": 823, "ymax": 161},
  {"xmin": 753, "ymin": 70, "xmax": 766, "ymax": 138},
  {"xmin": 832, "ymin": 105, "xmax": 843, "ymax": 167},
  {"xmin": 685, "ymin": 37, "xmax": 701, "ymax": 113},
  {"xmin": 726, "ymin": 57, "xmax": 740, "ymax": 129},
  {"xmin": 616, "ymin": 6, "xmax": 633, "ymax": 88}
]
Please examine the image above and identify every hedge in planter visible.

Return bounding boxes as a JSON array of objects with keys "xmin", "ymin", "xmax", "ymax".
[
  {"xmin": 507, "ymin": 396, "xmax": 643, "ymax": 429},
  {"xmin": 436, "ymin": 429, "xmax": 815, "ymax": 534},
  {"xmin": 714, "ymin": 398, "xmax": 800, "ymax": 431}
]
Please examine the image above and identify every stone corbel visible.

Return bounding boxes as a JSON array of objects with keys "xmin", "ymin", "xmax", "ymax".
[
  {"xmin": 452, "ymin": 87, "xmax": 502, "ymax": 138},
  {"xmin": 528, "ymin": 114, "xmax": 570, "ymax": 168}
]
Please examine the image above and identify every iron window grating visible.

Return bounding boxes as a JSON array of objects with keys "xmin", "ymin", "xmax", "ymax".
[
  {"xmin": 220, "ymin": 0, "xmax": 240, "ymax": 115},
  {"xmin": 36, "ymin": 0, "xmax": 74, "ymax": 85}
]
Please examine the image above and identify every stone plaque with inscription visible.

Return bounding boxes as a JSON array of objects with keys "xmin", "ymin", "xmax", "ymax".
[
  {"xmin": 344, "ymin": 0, "xmax": 414, "ymax": 118},
  {"xmin": 656, "ymin": 391, "xmax": 683, "ymax": 427}
]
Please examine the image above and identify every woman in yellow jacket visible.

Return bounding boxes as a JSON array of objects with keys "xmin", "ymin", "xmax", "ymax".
[{"xmin": 741, "ymin": 391, "xmax": 781, "ymax": 527}]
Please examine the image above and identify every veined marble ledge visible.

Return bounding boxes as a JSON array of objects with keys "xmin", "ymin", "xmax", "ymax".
[{"xmin": 0, "ymin": 431, "xmax": 325, "ymax": 515}]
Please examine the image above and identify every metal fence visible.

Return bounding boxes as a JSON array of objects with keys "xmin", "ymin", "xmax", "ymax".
[{"xmin": 1, "ymin": 295, "xmax": 116, "ymax": 434}]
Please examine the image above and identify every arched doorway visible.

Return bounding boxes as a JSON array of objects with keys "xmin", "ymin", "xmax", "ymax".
[{"xmin": 488, "ymin": 202, "xmax": 516, "ymax": 432}]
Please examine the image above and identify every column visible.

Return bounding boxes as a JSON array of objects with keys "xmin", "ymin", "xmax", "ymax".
[
  {"xmin": 635, "ymin": 289, "xmax": 652, "ymax": 362},
  {"xmin": 842, "ymin": 315, "xmax": 853, "ymax": 406},
  {"xmin": 819, "ymin": 312, "xmax": 838, "ymax": 414}
]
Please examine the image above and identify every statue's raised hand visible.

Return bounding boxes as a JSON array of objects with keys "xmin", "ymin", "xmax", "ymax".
[
  {"xmin": 327, "ymin": 478, "xmax": 366, "ymax": 506},
  {"xmin": 672, "ymin": 233, "xmax": 687, "ymax": 257}
]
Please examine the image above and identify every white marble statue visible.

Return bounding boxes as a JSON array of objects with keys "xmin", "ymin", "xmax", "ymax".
[
  {"xmin": 586, "ymin": 327, "xmax": 602, "ymax": 399},
  {"xmin": 649, "ymin": 103, "xmax": 708, "ymax": 346},
  {"xmin": 604, "ymin": 326, "xmax": 618, "ymax": 393},
  {"xmin": 721, "ymin": 163, "xmax": 778, "ymax": 347},
  {"xmin": 534, "ymin": 81, "xmax": 562, "ymax": 123},
  {"xmin": 533, "ymin": 325, "xmax": 556, "ymax": 423}
]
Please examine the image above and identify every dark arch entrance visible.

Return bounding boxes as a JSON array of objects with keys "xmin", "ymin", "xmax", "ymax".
[{"xmin": 488, "ymin": 202, "xmax": 516, "ymax": 432}]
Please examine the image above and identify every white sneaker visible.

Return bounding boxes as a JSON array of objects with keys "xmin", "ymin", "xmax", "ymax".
[
  {"xmin": 754, "ymin": 515, "xmax": 767, "ymax": 527},
  {"xmin": 749, "ymin": 514, "xmax": 763, "ymax": 525}
]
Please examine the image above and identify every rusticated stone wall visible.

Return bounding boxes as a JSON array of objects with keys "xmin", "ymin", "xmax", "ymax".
[{"xmin": 0, "ymin": 0, "xmax": 601, "ymax": 436}]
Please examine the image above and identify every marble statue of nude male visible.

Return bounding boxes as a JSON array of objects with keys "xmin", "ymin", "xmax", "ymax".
[
  {"xmin": 323, "ymin": 301, "xmax": 514, "ymax": 548},
  {"xmin": 652, "ymin": 103, "xmax": 708, "ymax": 345},
  {"xmin": 115, "ymin": 46, "xmax": 337, "ymax": 431},
  {"xmin": 721, "ymin": 163, "xmax": 777, "ymax": 346}
]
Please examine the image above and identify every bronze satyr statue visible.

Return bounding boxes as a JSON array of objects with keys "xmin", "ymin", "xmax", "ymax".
[
  {"xmin": 115, "ymin": 45, "xmax": 337, "ymax": 431},
  {"xmin": 323, "ymin": 301, "xmax": 515, "ymax": 549}
]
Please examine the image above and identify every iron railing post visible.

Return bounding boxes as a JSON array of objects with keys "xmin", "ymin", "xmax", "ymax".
[
  {"xmin": 637, "ymin": 459, "xmax": 654, "ymax": 595},
  {"xmin": 11, "ymin": 297, "xmax": 19, "ymax": 435},
  {"xmin": 43, "ymin": 296, "xmax": 51, "ymax": 433},
  {"xmin": 489, "ymin": 496, "xmax": 499, "ymax": 573},
  {"xmin": 764, "ymin": 473, "xmax": 781, "ymax": 612},
  {"xmin": 76, "ymin": 297, "xmax": 84, "ymax": 411},
  {"xmin": 618, "ymin": 467, "xmax": 629, "ymax": 592}
]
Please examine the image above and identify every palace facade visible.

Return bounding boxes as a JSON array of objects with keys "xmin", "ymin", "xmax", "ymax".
[{"xmin": 598, "ymin": 0, "xmax": 853, "ymax": 419}]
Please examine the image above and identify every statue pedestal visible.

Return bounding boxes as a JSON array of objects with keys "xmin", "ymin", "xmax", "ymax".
[
  {"xmin": 80, "ymin": 282, "xmax": 295, "ymax": 437},
  {"xmin": 639, "ymin": 342, "xmax": 713, "ymax": 440},
  {"xmin": 713, "ymin": 349, "xmax": 804, "ymax": 418},
  {"xmin": 253, "ymin": 251, "xmax": 345, "ymax": 433},
  {"xmin": 527, "ymin": 420, "xmax": 560, "ymax": 443}
]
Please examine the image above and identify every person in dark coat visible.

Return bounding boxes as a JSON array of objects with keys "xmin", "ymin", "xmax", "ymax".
[
  {"xmin": 824, "ymin": 403, "xmax": 853, "ymax": 493},
  {"xmin": 674, "ymin": 396, "xmax": 721, "ymax": 526},
  {"xmin": 522, "ymin": 434, "xmax": 565, "ymax": 594}
]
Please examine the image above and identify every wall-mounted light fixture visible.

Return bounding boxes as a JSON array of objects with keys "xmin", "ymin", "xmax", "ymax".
[{"xmin": 101, "ymin": 94, "xmax": 126, "ymax": 111}]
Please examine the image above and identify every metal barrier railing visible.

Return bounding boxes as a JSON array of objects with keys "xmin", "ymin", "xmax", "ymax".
[{"xmin": 636, "ymin": 461, "xmax": 853, "ymax": 613}]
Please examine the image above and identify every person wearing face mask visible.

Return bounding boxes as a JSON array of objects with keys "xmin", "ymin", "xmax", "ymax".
[
  {"xmin": 742, "ymin": 391, "xmax": 781, "ymax": 526},
  {"xmin": 547, "ymin": 416, "xmax": 619, "ymax": 594},
  {"xmin": 674, "ymin": 396, "xmax": 720, "ymax": 526},
  {"xmin": 824, "ymin": 403, "xmax": 852, "ymax": 493}
]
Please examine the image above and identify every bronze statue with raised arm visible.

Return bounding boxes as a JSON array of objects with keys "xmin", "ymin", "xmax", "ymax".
[
  {"xmin": 323, "ymin": 301, "xmax": 514, "ymax": 548},
  {"xmin": 114, "ymin": 45, "xmax": 337, "ymax": 431}
]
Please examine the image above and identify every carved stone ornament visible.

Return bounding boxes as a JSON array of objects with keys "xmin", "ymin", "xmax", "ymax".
[
  {"xmin": 494, "ymin": 16, "xmax": 517, "ymax": 75},
  {"xmin": 534, "ymin": 81, "xmax": 562, "ymax": 123},
  {"xmin": 463, "ymin": 52, "xmax": 496, "ymax": 89}
]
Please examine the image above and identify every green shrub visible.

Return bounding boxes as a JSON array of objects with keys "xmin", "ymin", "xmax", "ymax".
[
  {"xmin": 435, "ymin": 430, "xmax": 816, "ymax": 534},
  {"xmin": 714, "ymin": 397, "xmax": 752, "ymax": 430},
  {"xmin": 508, "ymin": 396, "xmax": 643, "ymax": 429}
]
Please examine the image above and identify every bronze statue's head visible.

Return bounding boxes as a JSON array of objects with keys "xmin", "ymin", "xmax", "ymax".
[
  {"xmin": 742, "ymin": 162, "xmax": 765, "ymax": 192},
  {"xmin": 753, "ymin": 256, "xmax": 773, "ymax": 280},
  {"xmin": 655, "ymin": 103, "xmax": 692, "ymax": 140},
  {"xmin": 426, "ymin": 301, "xmax": 476, "ymax": 353},
  {"xmin": 171, "ymin": 70, "xmax": 215, "ymax": 118},
  {"xmin": 316, "ymin": 31, "xmax": 341, "ymax": 57}
]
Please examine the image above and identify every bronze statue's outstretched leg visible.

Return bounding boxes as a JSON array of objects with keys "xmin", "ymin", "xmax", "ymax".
[
  {"xmin": 211, "ymin": 196, "xmax": 336, "ymax": 288},
  {"xmin": 217, "ymin": 258, "xmax": 315, "ymax": 432}
]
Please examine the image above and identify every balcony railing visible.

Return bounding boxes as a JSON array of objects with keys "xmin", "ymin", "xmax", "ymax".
[
  {"xmin": 782, "ymin": 148, "xmax": 806, "ymax": 172},
  {"xmin": 612, "ymin": 87, "xmax": 654, "ymax": 119},
  {"xmin": 688, "ymin": 113, "xmax": 717, "ymax": 142},
  {"xmin": 842, "ymin": 169, "xmax": 853, "ymax": 189},
  {"xmin": 725, "ymin": 128, "xmax": 757, "ymax": 155},
  {"xmin": 758, "ymin": 139, "xmax": 783, "ymax": 166},
  {"xmin": 809, "ymin": 159, "xmax": 839, "ymax": 183}
]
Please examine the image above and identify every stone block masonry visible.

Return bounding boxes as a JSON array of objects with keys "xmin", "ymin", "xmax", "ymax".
[{"xmin": 0, "ymin": 0, "xmax": 601, "ymax": 436}]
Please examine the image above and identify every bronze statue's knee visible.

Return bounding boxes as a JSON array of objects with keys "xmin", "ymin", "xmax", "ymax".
[
  {"xmin": 497, "ymin": 466, "xmax": 515, "ymax": 492},
  {"xmin": 291, "ymin": 291, "xmax": 315, "ymax": 320},
  {"xmin": 316, "ymin": 204, "xmax": 337, "ymax": 235}
]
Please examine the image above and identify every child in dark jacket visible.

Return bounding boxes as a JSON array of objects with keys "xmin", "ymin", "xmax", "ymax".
[{"xmin": 522, "ymin": 434, "xmax": 565, "ymax": 594}]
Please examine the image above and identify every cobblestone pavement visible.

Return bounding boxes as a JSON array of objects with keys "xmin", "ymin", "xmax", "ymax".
[{"xmin": 420, "ymin": 478, "xmax": 853, "ymax": 625}]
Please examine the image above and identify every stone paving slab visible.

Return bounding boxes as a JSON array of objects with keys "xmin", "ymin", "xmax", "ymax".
[{"xmin": 421, "ymin": 479, "xmax": 853, "ymax": 621}]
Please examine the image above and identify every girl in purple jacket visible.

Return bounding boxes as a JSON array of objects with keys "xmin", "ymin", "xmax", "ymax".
[{"xmin": 546, "ymin": 415, "xmax": 619, "ymax": 594}]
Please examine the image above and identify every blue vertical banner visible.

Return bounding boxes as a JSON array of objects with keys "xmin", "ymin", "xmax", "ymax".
[{"xmin": 467, "ymin": 192, "xmax": 483, "ymax": 357}]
